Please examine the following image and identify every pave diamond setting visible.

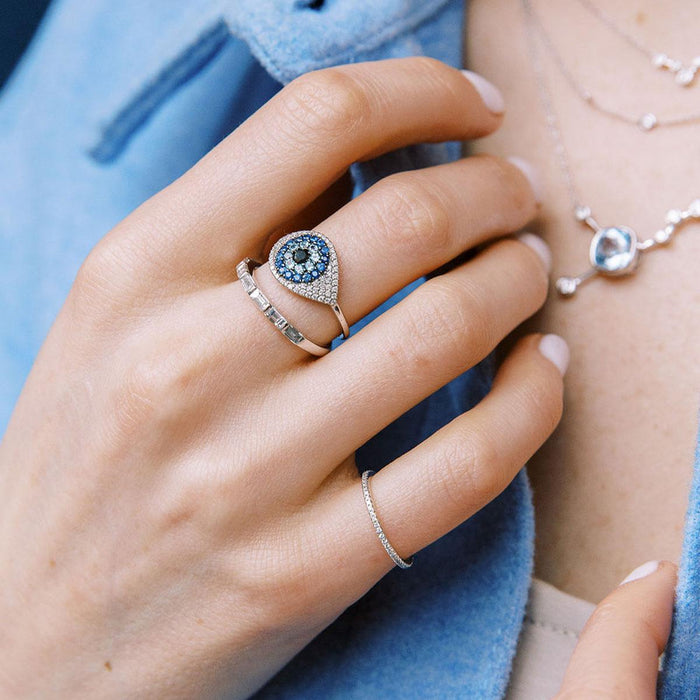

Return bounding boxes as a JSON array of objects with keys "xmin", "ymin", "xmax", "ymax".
[{"xmin": 269, "ymin": 231, "xmax": 339, "ymax": 306}]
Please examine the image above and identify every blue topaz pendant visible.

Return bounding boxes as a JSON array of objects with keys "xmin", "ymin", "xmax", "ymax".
[
  {"xmin": 555, "ymin": 200, "xmax": 700, "ymax": 297},
  {"xmin": 269, "ymin": 230, "xmax": 350, "ymax": 338}
]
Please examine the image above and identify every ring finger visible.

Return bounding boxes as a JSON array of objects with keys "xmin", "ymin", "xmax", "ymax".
[{"xmin": 317, "ymin": 331, "xmax": 567, "ymax": 597}]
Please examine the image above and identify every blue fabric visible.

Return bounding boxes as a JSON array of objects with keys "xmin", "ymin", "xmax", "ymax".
[
  {"xmin": 660, "ymin": 409, "xmax": 700, "ymax": 698},
  {"xmin": 0, "ymin": 1, "xmax": 697, "ymax": 698}
]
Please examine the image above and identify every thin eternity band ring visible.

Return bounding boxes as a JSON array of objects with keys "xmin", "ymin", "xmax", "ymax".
[
  {"xmin": 236, "ymin": 258, "xmax": 331, "ymax": 357},
  {"xmin": 269, "ymin": 230, "xmax": 350, "ymax": 339},
  {"xmin": 361, "ymin": 470, "xmax": 414, "ymax": 569}
]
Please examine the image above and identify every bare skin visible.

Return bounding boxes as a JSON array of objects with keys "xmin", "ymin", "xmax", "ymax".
[{"xmin": 467, "ymin": 0, "xmax": 700, "ymax": 603}]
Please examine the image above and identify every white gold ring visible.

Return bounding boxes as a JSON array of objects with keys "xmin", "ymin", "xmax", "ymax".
[{"xmin": 361, "ymin": 470, "xmax": 413, "ymax": 569}]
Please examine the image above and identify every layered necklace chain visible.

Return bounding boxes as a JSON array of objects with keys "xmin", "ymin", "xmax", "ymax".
[
  {"xmin": 524, "ymin": 0, "xmax": 700, "ymax": 131},
  {"xmin": 574, "ymin": 0, "xmax": 700, "ymax": 88},
  {"xmin": 521, "ymin": 0, "xmax": 700, "ymax": 297}
]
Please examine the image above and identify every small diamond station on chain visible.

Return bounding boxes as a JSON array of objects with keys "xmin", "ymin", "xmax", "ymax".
[
  {"xmin": 652, "ymin": 53, "xmax": 700, "ymax": 88},
  {"xmin": 521, "ymin": 0, "xmax": 700, "ymax": 298},
  {"xmin": 575, "ymin": 0, "xmax": 700, "ymax": 88},
  {"xmin": 524, "ymin": 0, "xmax": 700, "ymax": 132}
]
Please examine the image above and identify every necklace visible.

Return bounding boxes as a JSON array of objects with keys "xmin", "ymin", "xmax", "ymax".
[
  {"xmin": 574, "ymin": 0, "xmax": 700, "ymax": 88},
  {"xmin": 525, "ymin": 0, "xmax": 700, "ymax": 132},
  {"xmin": 521, "ymin": 0, "xmax": 700, "ymax": 297}
]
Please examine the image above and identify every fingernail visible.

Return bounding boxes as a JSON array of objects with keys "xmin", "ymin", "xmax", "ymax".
[
  {"xmin": 516, "ymin": 232, "xmax": 551, "ymax": 273},
  {"xmin": 538, "ymin": 334, "xmax": 569, "ymax": 376},
  {"xmin": 507, "ymin": 156, "xmax": 543, "ymax": 203},
  {"xmin": 620, "ymin": 560, "xmax": 660, "ymax": 585},
  {"xmin": 460, "ymin": 70, "xmax": 505, "ymax": 114}
]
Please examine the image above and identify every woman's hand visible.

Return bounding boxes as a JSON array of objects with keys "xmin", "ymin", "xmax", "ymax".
[
  {"xmin": 558, "ymin": 560, "xmax": 678, "ymax": 699},
  {"xmin": 0, "ymin": 57, "xmax": 562, "ymax": 698}
]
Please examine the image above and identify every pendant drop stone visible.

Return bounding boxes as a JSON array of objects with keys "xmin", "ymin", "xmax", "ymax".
[{"xmin": 589, "ymin": 226, "xmax": 640, "ymax": 275}]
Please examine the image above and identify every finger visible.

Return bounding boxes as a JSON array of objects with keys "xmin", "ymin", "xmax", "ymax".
[
  {"xmin": 557, "ymin": 560, "xmax": 678, "ymax": 699},
  {"xmin": 96, "ymin": 58, "xmax": 504, "ymax": 288},
  {"xmin": 259, "ymin": 171, "xmax": 355, "ymax": 257},
  {"xmin": 247, "ymin": 154, "xmax": 539, "ymax": 360},
  {"xmin": 285, "ymin": 233, "xmax": 551, "ymax": 489},
  {"xmin": 354, "ymin": 332, "xmax": 566, "ymax": 567}
]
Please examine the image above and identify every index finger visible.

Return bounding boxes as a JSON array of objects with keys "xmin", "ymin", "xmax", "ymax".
[{"xmin": 111, "ymin": 58, "xmax": 504, "ymax": 283}]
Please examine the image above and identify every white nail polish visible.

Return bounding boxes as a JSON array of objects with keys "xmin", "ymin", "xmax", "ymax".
[
  {"xmin": 507, "ymin": 156, "xmax": 543, "ymax": 203},
  {"xmin": 538, "ymin": 334, "xmax": 569, "ymax": 376},
  {"xmin": 460, "ymin": 70, "xmax": 505, "ymax": 114},
  {"xmin": 516, "ymin": 232, "xmax": 551, "ymax": 273},
  {"xmin": 620, "ymin": 560, "xmax": 660, "ymax": 585}
]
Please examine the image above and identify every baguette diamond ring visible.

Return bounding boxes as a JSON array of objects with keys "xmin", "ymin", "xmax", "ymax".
[{"xmin": 236, "ymin": 257, "xmax": 331, "ymax": 356}]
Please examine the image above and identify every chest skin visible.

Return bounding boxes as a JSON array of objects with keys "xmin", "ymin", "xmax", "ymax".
[{"xmin": 465, "ymin": 0, "xmax": 700, "ymax": 603}]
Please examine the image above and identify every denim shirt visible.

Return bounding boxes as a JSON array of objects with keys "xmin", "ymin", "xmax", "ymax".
[{"xmin": 0, "ymin": 1, "xmax": 697, "ymax": 697}]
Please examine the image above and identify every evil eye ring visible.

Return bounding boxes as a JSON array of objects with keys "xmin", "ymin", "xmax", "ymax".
[{"xmin": 268, "ymin": 230, "xmax": 350, "ymax": 340}]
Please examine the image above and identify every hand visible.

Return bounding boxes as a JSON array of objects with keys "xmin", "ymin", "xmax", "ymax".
[
  {"xmin": 0, "ymin": 57, "xmax": 562, "ymax": 698},
  {"xmin": 558, "ymin": 560, "xmax": 678, "ymax": 699}
]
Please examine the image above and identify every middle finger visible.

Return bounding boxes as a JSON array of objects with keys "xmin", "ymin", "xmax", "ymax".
[{"xmin": 238, "ymin": 153, "xmax": 539, "ymax": 365}]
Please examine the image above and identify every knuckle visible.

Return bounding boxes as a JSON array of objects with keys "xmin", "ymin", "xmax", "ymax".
[
  {"xmin": 409, "ymin": 55, "xmax": 449, "ymax": 75},
  {"xmin": 71, "ymin": 240, "xmax": 121, "ymax": 304},
  {"xmin": 430, "ymin": 276, "xmax": 494, "ymax": 349},
  {"xmin": 69, "ymin": 234, "xmax": 147, "ymax": 327},
  {"xmin": 395, "ymin": 280, "xmax": 485, "ymax": 374},
  {"xmin": 112, "ymin": 345, "xmax": 195, "ymax": 435},
  {"xmin": 585, "ymin": 599, "xmax": 621, "ymax": 636},
  {"xmin": 370, "ymin": 173, "xmax": 452, "ymax": 257},
  {"xmin": 432, "ymin": 428, "xmax": 503, "ymax": 512},
  {"xmin": 280, "ymin": 67, "xmax": 371, "ymax": 140}
]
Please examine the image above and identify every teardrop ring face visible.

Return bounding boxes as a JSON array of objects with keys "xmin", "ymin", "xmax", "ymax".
[{"xmin": 269, "ymin": 231, "xmax": 339, "ymax": 306}]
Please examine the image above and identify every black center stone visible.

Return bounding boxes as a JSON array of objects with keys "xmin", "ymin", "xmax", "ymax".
[{"xmin": 293, "ymin": 248, "xmax": 309, "ymax": 264}]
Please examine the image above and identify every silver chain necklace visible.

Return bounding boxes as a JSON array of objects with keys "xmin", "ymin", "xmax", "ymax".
[
  {"xmin": 574, "ymin": 0, "xmax": 700, "ymax": 88},
  {"xmin": 521, "ymin": 0, "xmax": 700, "ymax": 297},
  {"xmin": 525, "ymin": 0, "xmax": 700, "ymax": 132}
]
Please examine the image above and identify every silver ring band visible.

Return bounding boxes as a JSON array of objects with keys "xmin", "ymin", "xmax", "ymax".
[
  {"xmin": 361, "ymin": 470, "xmax": 413, "ymax": 569},
  {"xmin": 236, "ymin": 258, "xmax": 331, "ymax": 357}
]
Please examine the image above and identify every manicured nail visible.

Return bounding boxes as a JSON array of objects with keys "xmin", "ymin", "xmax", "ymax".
[
  {"xmin": 507, "ymin": 156, "xmax": 543, "ymax": 203},
  {"xmin": 460, "ymin": 70, "xmax": 505, "ymax": 114},
  {"xmin": 538, "ymin": 334, "xmax": 569, "ymax": 376},
  {"xmin": 516, "ymin": 232, "xmax": 551, "ymax": 273},
  {"xmin": 620, "ymin": 560, "xmax": 660, "ymax": 585}
]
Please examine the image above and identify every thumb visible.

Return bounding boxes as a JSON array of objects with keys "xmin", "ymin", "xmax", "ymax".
[{"xmin": 557, "ymin": 560, "xmax": 678, "ymax": 699}]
